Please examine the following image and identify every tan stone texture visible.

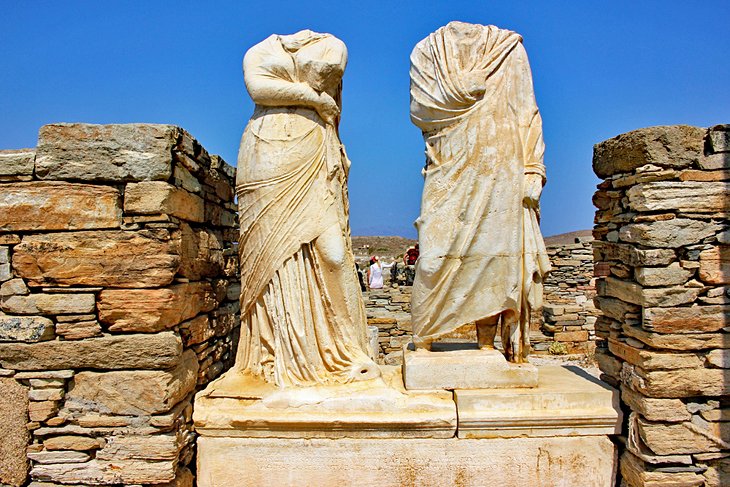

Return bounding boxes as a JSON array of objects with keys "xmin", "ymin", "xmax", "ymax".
[
  {"xmin": 43, "ymin": 435, "xmax": 102, "ymax": 451},
  {"xmin": 593, "ymin": 241, "xmax": 675, "ymax": 267},
  {"xmin": 642, "ymin": 305, "xmax": 729, "ymax": 333},
  {"xmin": 0, "ymin": 377, "xmax": 29, "ymax": 486},
  {"xmin": 601, "ymin": 276, "xmax": 700, "ymax": 307},
  {"xmin": 55, "ymin": 320, "xmax": 102, "ymax": 340},
  {"xmin": 12, "ymin": 230, "xmax": 179, "ymax": 288},
  {"xmin": 66, "ymin": 349, "xmax": 198, "ymax": 415},
  {"xmin": 621, "ymin": 451, "xmax": 704, "ymax": 487},
  {"xmin": 627, "ymin": 181, "xmax": 730, "ymax": 213},
  {"xmin": 1, "ymin": 293, "xmax": 95, "ymax": 315},
  {"xmin": 623, "ymin": 325, "xmax": 724, "ymax": 350},
  {"xmin": 0, "ymin": 148, "xmax": 34, "ymax": 181},
  {"xmin": 620, "ymin": 386, "xmax": 690, "ymax": 422},
  {"xmin": 0, "ymin": 331, "xmax": 182, "ymax": 370},
  {"xmin": 608, "ymin": 338, "xmax": 703, "ymax": 370},
  {"xmin": 593, "ymin": 125, "xmax": 706, "ymax": 178},
  {"xmin": 0, "ymin": 182, "xmax": 121, "ymax": 232},
  {"xmin": 196, "ymin": 435, "xmax": 617, "ymax": 487},
  {"xmin": 96, "ymin": 433, "xmax": 181, "ymax": 460},
  {"xmin": 707, "ymin": 349, "xmax": 730, "ymax": 368},
  {"xmin": 635, "ymin": 262, "xmax": 693, "ymax": 287},
  {"xmin": 619, "ymin": 218, "xmax": 720, "ymax": 248},
  {"xmin": 637, "ymin": 418, "xmax": 720, "ymax": 455},
  {"xmin": 30, "ymin": 458, "xmax": 177, "ymax": 484},
  {"xmin": 124, "ymin": 181, "xmax": 204, "ymax": 222},
  {"xmin": 635, "ymin": 367, "xmax": 730, "ymax": 398},
  {"xmin": 699, "ymin": 246, "xmax": 730, "ymax": 285},
  {"xmin": 177, "ymin": 223, "xmax": 225, "ymax": 280},
  {"xmin": 35, "ymin": 123, "xmax": 178, "ymax": 182},
  {"xmin": 98, "ymin": 282, "xmax": 216, "ymax": 332}
]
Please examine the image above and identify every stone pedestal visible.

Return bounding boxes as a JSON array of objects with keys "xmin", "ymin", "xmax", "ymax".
[
  {"xmin": 194, "ymin": 365, "xmax": 621, "ymax": 486},
  {"xmin": 402, "ymin": 344, "xmax": 538, "ymax": 390}
]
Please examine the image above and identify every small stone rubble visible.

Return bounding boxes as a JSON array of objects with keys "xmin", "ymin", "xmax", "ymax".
[
  {"xmin": 0, "ymin": 124, "xmax": 239, "ymax": 487},
  {"xmin": 592, "ymin": 124, "xmax": 730, "ymax": 487}
]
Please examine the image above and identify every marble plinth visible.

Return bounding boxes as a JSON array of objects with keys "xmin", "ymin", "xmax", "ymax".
[
  {"xmin": 456, "ymin": 365, "xmax": 622, "ymax": 438},
  {"xmin": 193, "ymin": 366, "xmax": 456, "ymax": 439},
  {"xmin": 197, "ymin": 435, "xmax": 618, "ymax": 487},
  {"xmin": 402, "ymin": 344, "xmax": 538, "ymax": 390}
]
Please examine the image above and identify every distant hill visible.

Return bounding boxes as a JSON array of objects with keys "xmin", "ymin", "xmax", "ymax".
[
  {"xmin": 351, "ymin": 236, "xmax": 417, "ymax": 262},
  {"xmin": 543, "ymin": 229, "xmax": 593, "ymax": 246},
  {"xmin": 352, "ymin": 230, "xmax": 592, "ymax": 262}
]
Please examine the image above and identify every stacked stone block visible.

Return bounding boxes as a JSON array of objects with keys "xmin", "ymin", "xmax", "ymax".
[
  {"xmin": 540, "ymin": 238, "xmax": 599, "ymax": 353},
  {"xmin": 592, "ymin": 124, "xmax": 730, "ymax": 486},
  {"xmin": 0, "ymin": 123, "xmax": 239, "ymax": 486},
  {"xmin": 364, "ymin": 287, "xmax": 412, "ymax": 364}
]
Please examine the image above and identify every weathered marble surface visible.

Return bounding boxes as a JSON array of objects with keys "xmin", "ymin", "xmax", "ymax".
[
  {"xmin": 409, "ymin": 21, "xmax": 549, "ymax": 363},
  {"xmin": 197, "ymin": 435, "xmax": 617, "ymax": 487}
]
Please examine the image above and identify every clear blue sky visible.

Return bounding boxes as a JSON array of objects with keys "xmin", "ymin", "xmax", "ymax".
[{"xmin": 1, "ymin": 1, "xmax": 728, "ymax": 238}]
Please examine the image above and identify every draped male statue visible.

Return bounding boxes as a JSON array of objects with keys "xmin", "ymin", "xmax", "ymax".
[{"xmin": 409, "ymin": 22, "xmax": 551, "ymax": 363}]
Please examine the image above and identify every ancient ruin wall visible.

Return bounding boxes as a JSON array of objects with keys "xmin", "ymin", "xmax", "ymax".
[
  {"xmin": 592, "ymin": 124, "xmax": 730, "ymax": 486},
  {"xmin": 540, "ymin": 238, "xmax": 599, "ymax": 353},
  {"xmin": 0, "ymin": 124, "xmax": 239, "ymax": 486}
]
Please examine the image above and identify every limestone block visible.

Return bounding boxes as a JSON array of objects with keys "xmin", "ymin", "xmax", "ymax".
[
  {"xmin": 173, "ymin": 164, "xmax": 202, "ymax": 193},
  {"xmin": 620, "ymin": 386, "xmax": 690, "ymax": 422},
  {"xmin": 177, "ymin": 223, "xmax": 225, "ymax": 280},
  {"xmin": 601, "ymin": 276, "xmax": 700, "ymax": 307},
  {"xmin": 0, "ymin": 182, "xmax": 121, "ymax": 232},
  {"xmin": 623, "ymin": 325, "xmax": 724, "ymax": 351},
  {"xmin": 708, "ymin": 124, "xmax": 730, "ymax": 153},
  {"xmin": 28, "ymin": 400, "xmax": 58, "ymax": 422},
  {"xmin": 98, "ymin": 282, "xmax": 216, "ymax": 332},
  {"xmin": 607, "ymin": 338, "xmax": 704, "ymax": 370},
  {"xmin": 554, "ymin": 330, "xmax": 589, "ymax": 342},
  {"xmin": 124, "ymin": 181, "xmax": 204, "ymax": 222},
  {"xmin": 592, "ymin": 241, "xmax": 675, "ymax": 266},
  {"xmin": 0, "ymin": 315, "xmax": 54, "ymax": 342},
  {"xmin": 96, "ymin": 434, "xmax": 181, "ymax": 461},
  {"xmin": 30, "ymin": 458, "xmax": 177, "ymax": 484},
  {"xmin": 66, "ymin": 349, "xmax": 197, "ymax": 415},
  {"xmin": 0, "ymin": 331, "xmax": 182, "ymax": 370},
  {"xmin": 0, "ymin": 148, "xmax": 34, "ymax": 181},
  {"xmin": 29, "ymin": 388, "xmax": 64, "ymax": 401},
  {"xmin": 27, "ymin": 450, "xmax": 91, "ymax": 464},
  {"xmin": 621, "ymin": 451, "xmax": 704, "ymax": 487},
  {"xmin": 635, "ymin": 262, "xmax": 693, "ymax": 287},
  {"xmin": 0, "ymin": 278, "xmax": 29, "ymax": 297},
  {"xmin": 456, "ymin": 366, "xmax": 621, "ymax": 438},
  {"xmin": 1, "ymin": 293, "xmax": 95, "ymax": 315},
  {"xmin": 194, "ymin": 366, "xmax": 456, "ymax": 439},
  {"xmin": 594, "ymin": 296, "xmax": 640, "ymax": 321},
  {"xmin": 679, "ymin": 169, "xmax": 730, "ymax": 181},
  {"xmin": 196, "ymin": 435, "xmax": 617, "ymax": 487},
  {"xmin": 403, "ymin": 347, "xmax": 537, "ymax": 390},
  {"xmin": 12, "ymin": 230, "xmax": 179, "ymax": 288},
  {"xmin": 180, "ymin": 315, "xmax": 213, "ymax": 346},
  {"xmin": 35, "ymin": 123, "xmax": 178, "ymax": 182},
  {"xmin": 593, "ymin": 125, "xmax": 706, "ymax": 178},
  {"xmin": 707, "ymin": 349, "xmax": 729, "ymax": 368},
  {"xmin": 699, "ymin": 246, "xmax": 730, "ymax": 285},
  {"xmin": 55, "ymin": 320, "xmax": 102, "ymax": 340},
  {"xmin": 642, "ymin": 305, "xmax": 729, "ymax": 333},
  {"xmin": 43, "ymin": 435, "xmax": 102, "ymax": 451},
  {"xmin": 0, "ymin": 377, "xmax": 29, "ymax": 487},
  {"xmin": 0, "ymin": 263, "xmax": 12, "ymax": 282},
  {"xmin": 634, "ymin": 367, "xmax": 730, "ymax": 398},
  {"xmin": 637, "ymin": 418, "xmax": 720, "ymax": 455},
  {"xmin": 627, "ymin": 181, "xmax": 730, "ymax": 213},
  {"xmin": 619, "ymin": 219, "xmax": 720, "ymax": 248}
]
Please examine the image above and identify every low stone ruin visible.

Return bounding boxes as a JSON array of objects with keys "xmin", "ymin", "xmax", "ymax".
[{"xmin": 0, "ymin": 124, "xmax": 239, "ymax": 486}]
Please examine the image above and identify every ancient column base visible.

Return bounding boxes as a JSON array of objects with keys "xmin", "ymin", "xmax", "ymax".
[
  {"xmin": 194, "ymin": 365, "xmax": 621, "ymax": 487},
  {"xmin": 402, "ymin": 344, "xmax": 538, "ymax": 390}
]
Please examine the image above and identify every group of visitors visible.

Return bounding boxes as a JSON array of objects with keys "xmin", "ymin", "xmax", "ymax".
[{"xmin": 356, "ymin": 243, "xmax": 420, "ymax": 290}]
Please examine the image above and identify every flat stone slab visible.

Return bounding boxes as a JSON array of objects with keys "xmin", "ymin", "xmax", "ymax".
[
  {"xmin": 402, "ymin": 344, "xmax": 538, "ymax": 390},
  {"xmin": 197, "ymin": 435, "xmax": 617, "ymax": 487},
  {"xmin": 456, "ymin": 365, "xmax": 621, "ymax": 438},
  {"xmin": 194, "ymin": 366, "xmax": 456, "ymax": 439}
]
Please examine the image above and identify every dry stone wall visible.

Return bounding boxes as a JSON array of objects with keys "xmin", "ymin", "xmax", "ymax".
[
  {"xmin": 540, "ymin": 238, "xmax": 599, "ymax": 353},
  {"xmin": 0, "ymin": 123, "xmax": 239, "ymax": 486},
  {"xmin": 592, "ymin": 124, "xmax": 730, "ymax": 487}
]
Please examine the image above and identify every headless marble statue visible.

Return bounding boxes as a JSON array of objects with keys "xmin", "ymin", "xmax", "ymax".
[{"xmin": 409, "ymin": 21, "xmax": 551, "ymax": 364}]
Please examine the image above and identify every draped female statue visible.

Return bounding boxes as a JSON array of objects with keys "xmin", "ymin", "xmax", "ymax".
[
  {"xmin": 234, "ymin": 30, "xmax": 379, "ymax": 387},
  {"xmin": 409, "ymin": 22, "xmax": 551, "ymax": 363}
]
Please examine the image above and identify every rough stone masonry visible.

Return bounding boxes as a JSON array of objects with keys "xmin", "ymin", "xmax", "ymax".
[
  {"xmin": 592, "ymin": 124, "xmax": 730, "ymax": 487},
  {"xmin": 0, "ymin": 124, "xmax": 240, "ymax": 487}
]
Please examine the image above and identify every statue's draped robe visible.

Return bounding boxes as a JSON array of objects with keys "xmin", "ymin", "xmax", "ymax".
[
  {"xmin": 409, "ymin": 23, "xmax": 551, "ymax": 360},
  {"xmin": 234, "ymin": 32, "xmax": 376, "ymax": 387}
]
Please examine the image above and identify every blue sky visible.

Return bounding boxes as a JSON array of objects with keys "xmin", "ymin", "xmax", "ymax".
[{"xmin": 1, "ymin": 1, "xmax": 728, "ymax": 238}]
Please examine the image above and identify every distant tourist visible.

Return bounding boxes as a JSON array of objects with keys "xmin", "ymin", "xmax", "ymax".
[
  {"xmin": 404, "ymin": 243, "xmax": 420, "ymax": 265},
  {"xmin": 368, "ymin": 256, "xmax": 394, "ymax": 289}
]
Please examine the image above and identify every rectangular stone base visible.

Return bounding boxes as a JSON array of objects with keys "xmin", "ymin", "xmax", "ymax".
[
  {"xmin": 403, "ymin": 345, "xmax": 538, "ymax": 390},
  {"xmin": 197, "ymin": 435, "xmax": 618, "ymax": 487}
]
